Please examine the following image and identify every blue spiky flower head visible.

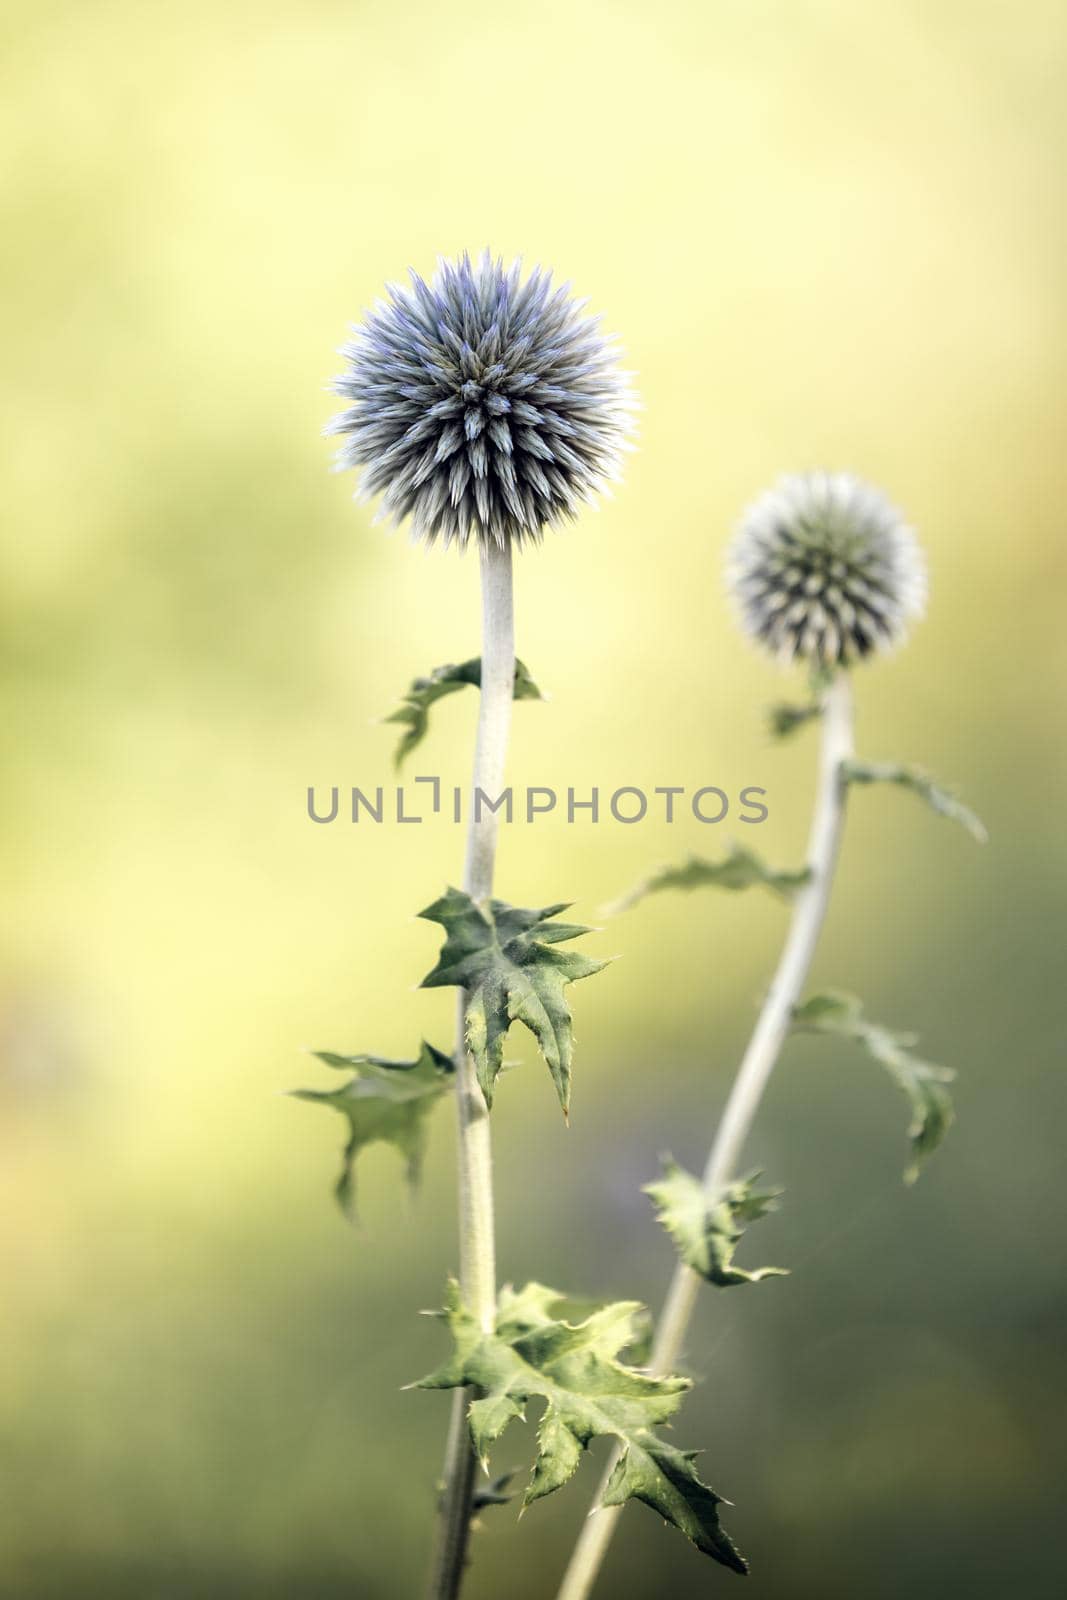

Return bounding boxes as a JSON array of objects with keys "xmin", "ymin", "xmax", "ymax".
[
  {"xmin": 327, "ymin": 251, "xmax": 635, "ymax": 550},
  {"xmin": 727, "ymin": 472, "xmax": 926, "ymax": 667}
]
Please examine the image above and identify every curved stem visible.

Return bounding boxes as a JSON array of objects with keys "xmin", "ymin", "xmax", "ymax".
[
  {"xmin": 425, "ymin": 540, "xmax": 515, "ymax": 1600},
  {"xmin": 555, "ymin": 673, "xmax": 854, "ymax": 1600}
]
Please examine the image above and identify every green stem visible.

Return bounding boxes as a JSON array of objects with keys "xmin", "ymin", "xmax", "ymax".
[
  {"xmin": 555, "ymin": 672, "xmax": 855, "ymax": 1600},
  {"xmin": 425, "ymin": 539, "xmax": 515, "ymax": 1600}
]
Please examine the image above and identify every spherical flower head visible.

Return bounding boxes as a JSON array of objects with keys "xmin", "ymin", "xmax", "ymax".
[
  {"xmin": 328, "ymin": 251, "xmax": 635, "ymax": 550},
  {"xmin": 727, "ymin": 472, "xmax": 926, "ymax": 667}
]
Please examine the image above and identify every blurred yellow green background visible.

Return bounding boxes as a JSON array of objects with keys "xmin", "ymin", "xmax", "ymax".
[{"xmin": 2, "ymin": 0, "xmax": 1065, "ymax": 1594}]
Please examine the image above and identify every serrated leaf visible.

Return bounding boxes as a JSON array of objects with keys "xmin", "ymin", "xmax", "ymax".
[
  {"xmin": 610, "ymin": 845, "xmax": 810, "ymax": 914},
  {"xmin": 793, "ymin": 991, "xmax": 956, "ymax": 1182},
  {"xmin": 416, "ymin": 1280, "xmax": 747, "ymax": 1574},
  {"xmin": 841, "ymin": 759, "xmax": 987, "ymax": 842},
  {"xmin": 418, "ymin": 888, "xmax": 606, "ymax": 1115},
  {"xmin": 291, "ymin": 1041, "xmax": 453, "ymax": 1217},
  {"xmin": 386, "ymin": 658, "xmax": 542, "ymax": 768},
  {"xmin": 645, "ymin": 1162, "xmax": 788, "ymax": 1287}
]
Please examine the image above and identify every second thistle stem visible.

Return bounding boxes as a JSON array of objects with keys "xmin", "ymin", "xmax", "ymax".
[
  {"xmin": 426, "ymin": 540, "xmax": 515, "ymax": 1600},
  {"xmin": 555, "ymin": 672, "xmax": 855, "ymax": 1600}
]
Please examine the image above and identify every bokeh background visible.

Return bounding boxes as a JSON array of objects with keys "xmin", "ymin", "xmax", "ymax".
[{"xmin": 3, "ymin": 1, "xmax": 1065, "ymax": 1595}]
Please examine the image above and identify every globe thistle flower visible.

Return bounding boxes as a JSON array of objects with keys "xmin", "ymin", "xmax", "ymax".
[
  {"xmin": 727, "ymin": 471, "xmax": 926, "ymax": 666},
  {"xmin": 327, "ymin": 251, "xmax": 634, "ymax": 550}
]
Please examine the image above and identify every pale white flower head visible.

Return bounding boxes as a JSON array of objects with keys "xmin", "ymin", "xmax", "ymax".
[{"xmin": 727, "ymin": 472, "xmax": 926, "ymax": 667}]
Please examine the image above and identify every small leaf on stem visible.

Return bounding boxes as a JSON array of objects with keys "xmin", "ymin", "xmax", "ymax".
[
  {"xmin": 386, "ymin": 658, "xmax": 542, "ymax": 768},
  {"xmin": 291, "ymin": 1041, "xmax": 453, "ymax": 1217},
  {"xmin": 793, "ymin": 991, "xmax": 956, "ymax": 1182},
  {"xmin": 609, "ymin": 845, "xmax": 809, "ymax": 915},
  {"xmin": 645, "ymin": 1162, "xmax": 788, "ymax": 1287},
  {"xmin": 841, "ymin": 759, "xmax": 987, "ymax": 842},
  {"xmin": 768, "ymin": 700, "xmax": 824, "ymax": 741},
  {"xmin": 472, "ymin": 1471, "xmax": 517, "ymax": 1513}
]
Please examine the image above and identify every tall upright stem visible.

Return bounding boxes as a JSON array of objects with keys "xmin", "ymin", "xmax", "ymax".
[
  {"xmin": 425, "ymin": 539, "xmax": 515, "ymax": 1600},
  {"xmin": 555, "ymin": 674, "xmax": 854, "ymax": 1600}
]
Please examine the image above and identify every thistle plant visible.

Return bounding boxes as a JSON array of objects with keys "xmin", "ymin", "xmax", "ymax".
[
  {"xmin": 297, "ymin": 282, "xmax": 984, "ymax": 1597},
  {"xmin": 554, "ymin": 471, "xmax": 984, "ymax": 1599},
  {"xmin": 297, "ymin": 251, "xmax": 649, "ymax": 1600}
]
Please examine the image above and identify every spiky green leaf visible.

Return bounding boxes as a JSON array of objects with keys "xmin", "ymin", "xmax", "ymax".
[
  {"xmin": 386, "ymin": 658, "xmax": 542, "ymax": 768},
  {"xmin": 610, "ymin": 845, "xmax": 809, "ymax": 914},
  {"xmin": 841, "ymin": 759, "xmax": 987, "ymax": 842},
  {"xmin": 291, "ymin": 1041, "xmax": 452, "ymax": 1217},
  {"xmin": 793, "ymin": 991, "xmax": 956, "ymax": 1182},
  {"xmin": 419, "ymin": 888, "xmax": 606, "ymax": 1114},
  {"xmin": 645, "ymin": 1162, "xmax": 788, "ymax": 1287},
  {"xmin": 416, "ymin": 1280, "xmax": 747, "ymax": 1574}
]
